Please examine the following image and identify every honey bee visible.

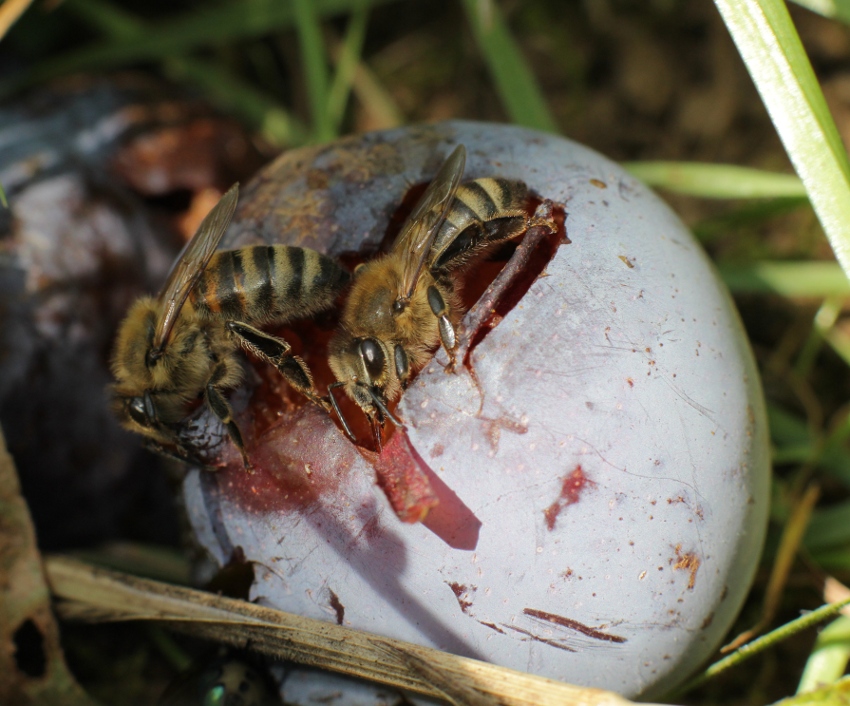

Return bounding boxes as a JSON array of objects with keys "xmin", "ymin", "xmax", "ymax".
[
  {"xmin": 111, "ymin": 184, "xmax": 349, "ymax": 469},
  {"xmin": 327, "ymin": 145, "xmax": 552, "ymax": 442}
]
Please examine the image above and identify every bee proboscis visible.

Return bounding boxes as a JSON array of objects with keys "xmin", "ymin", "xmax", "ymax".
[
  {"xmin": 111, "ymin": 184, "xmax": 349, "ymax": 469},
  {"xmin": 327, "ymin": 145, "xmax": 555, "ymax": 444}
]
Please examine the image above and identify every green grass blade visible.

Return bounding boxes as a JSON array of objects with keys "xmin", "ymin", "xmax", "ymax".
[
  {"xmin": 294, "ymin": 0, "xmax": 334, "ymax": 143},
  {"xmin": 805, "ymin": 500, "xmax": 850, "ymax": 551},
  {"xmin": 674, "ymin": 596, "xmax": 850, "ymax": 696},
  {"xmin": 715, "ymin": 0, "xmax": 850, "ymax": 281},
  {"xmin": 327, "ymin": 0, "xmax": 369, "ymax": 133},
  {"xmin": 717, "ymin": 261, "xmax": 850, "ymax": 296},
  {"xmin": 797, "ymin": 616, "xmax": 850, "ymax": 694},
  {"xmin": 461, "ymin": 0, "xmax": 557, "ymax": 132},
  {"xmin": 163, "ymin": 58, "xmax": 307, "ymax": 146},
  {"xmin": 790, "ymin": 0, "xmax": 850, "ymax": 23},
  {"xmin": 768, "ymin": 405, "xmax": 850, "ymax": 486},
  {"xmin": 625, "ymin": 161, "xmax": 807, "ymax": 199},
  {"xmin": 64, "ymin": 0, "xmax": 305, "ymax": 146},
  {"xmin": 1, "ymin": 0, "xmax": 395, "ymax": 97},
  {"xmin": 63, "ymin": 0, "xmax": 140, "ymax": 39},
  {"xmin": 693, "ymin": 198, "xmax": 809, "ymax": 241},
  {"xmin": 795, "ymin": 297, "xmax": 842, "ymax": 377},
  {"xmin": 780, "ymin": 676, "xmax": 850, "ymax": 704}
]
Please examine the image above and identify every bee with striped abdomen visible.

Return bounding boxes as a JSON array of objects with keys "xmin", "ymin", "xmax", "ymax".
[
  {"xmin": 327, "ymin": 145, "xmax": 554, "ymax": 443},
  {"xmin": 111, "ymin": 184, "xmax": 349, "ymax": 470}
]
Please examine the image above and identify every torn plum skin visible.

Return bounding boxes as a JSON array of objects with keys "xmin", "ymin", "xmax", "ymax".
[{"xmin": 181, "ymin": 122, "xmax": 769, "ymax": 699}]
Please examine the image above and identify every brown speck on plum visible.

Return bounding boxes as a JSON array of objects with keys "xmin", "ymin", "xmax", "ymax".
[
  {"xmin": 502, "ymin": 625, "xmax": 577, "ymax": 652},
  {"xmin": 672, "ymin": 544, "xmax": 700, "ymax": 589},
  {"xmin": 430, "ymin": 443, "xmax": 445, "ymax": 458},
  {"xmin": 544, "ymin": 465, "xmax": 595, "ymax": 531},
  {"xmin": 478, "ymin": 621, "xmax": 505, "ymax": 634},
  {"xmin": 522, "ymin": 608, "xmax": 626, "ymax": 643},
  {"xmin": 590, "ymin": 178, "xmax": 607, "ymax": 189},
  {"xmin": 328, "ymin": 588, "xmax": 345, "ymax": 625},
  {"xmin": 447, "ymin": 581, "xmax": 475, "ymax": 614},
  {"xmin": 626, "ymin": 377, "xmax": 634, "ymax": 387},
  {"xmin": 701, "ymin": 612, "xmax": 715, "ymax": 629}
]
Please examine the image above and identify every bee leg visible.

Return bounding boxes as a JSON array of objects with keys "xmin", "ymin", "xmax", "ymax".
[
  {"xmin": 205, "ymin": 381, "xmax": 253, "ymax": 473},
  {"xmin": 525, "ymin": 200, "xmax": 559, "ymax": 234},
  {"xmin": 327, "ymin": 382, "xmax": 357, "ymax": 442},
  {"xmin": 426, "ymin": 285, "xmax": 458, "ymax": 371},
  {"xmin": 226, "ymin": 321, "xmax": 328, "ymax": 411}
]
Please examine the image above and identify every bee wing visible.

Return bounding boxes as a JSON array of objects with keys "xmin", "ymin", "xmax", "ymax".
[
  {"xmin": 394, "ymin": 145, "xmax": 466, "ymax": 301},
  {"xmin": 152, "ymin": 184, "xmax": 239, "ymax": 352}
]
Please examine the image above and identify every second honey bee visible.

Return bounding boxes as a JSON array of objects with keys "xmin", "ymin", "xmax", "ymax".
[
  {"xmin": 111, "ymin": 184, "xmax": 349, "ymax": 470},
  {"xmin": 327, "ymin": 145, "xmax": 554, "ymax": 441}
]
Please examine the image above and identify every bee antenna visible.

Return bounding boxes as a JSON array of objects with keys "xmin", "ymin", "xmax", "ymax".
[
  {"xmin": 327, "ymin": 382, "xmax": 356, "ymax": 442},
  {"xmin": 367, "ymin": 387, "xmax": 407, "ymax": 431}
]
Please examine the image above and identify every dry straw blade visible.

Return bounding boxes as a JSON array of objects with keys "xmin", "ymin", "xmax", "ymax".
[
  {"xmin": 45, "ymin": 555, "xmax": 644, "ymax": 706},
  {"xmin": 0, "ymin": 0, "xmax": 34, "ymax": 42}
]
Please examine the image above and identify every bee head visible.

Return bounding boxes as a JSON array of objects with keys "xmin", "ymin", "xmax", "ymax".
[
  {"xmin": 327, "ymin": 333, "xmax": 409, "ymax": 442},
  {"xmin": 328, "ymin": 334, "xmax": 389, "ymax": 412}
]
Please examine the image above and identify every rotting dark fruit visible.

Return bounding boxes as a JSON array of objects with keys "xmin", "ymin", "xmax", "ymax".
[
  {"xmin": 181, "ymin": 122, "xmax": 770, "ymax": 699},
  {"xmin": 0, "ymin": 76, "xmax": 265, "ymax": 549}
]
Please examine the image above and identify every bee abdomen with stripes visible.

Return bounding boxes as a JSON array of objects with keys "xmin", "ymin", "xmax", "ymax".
[
  {"xmin": 192, "ymin": 245, "xmax": 349, "ymax": 324},
  {"xmin": 431, "ymin": 178, "xmax": 530, "ymax": 272}
]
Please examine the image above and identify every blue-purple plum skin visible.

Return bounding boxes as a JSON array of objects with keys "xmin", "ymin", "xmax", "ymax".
[{"xmin": 183, "ymin": 122, "xmax": 769, "ymax": 699}]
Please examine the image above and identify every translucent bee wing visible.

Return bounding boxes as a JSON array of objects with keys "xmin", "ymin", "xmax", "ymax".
[
  {"xmin": 152, "ymin": 184, "xmax": 239, "ymax": 354},
  {"xmin": 394, "ymin": 145, "xmax": 465, "ymax": 302}
]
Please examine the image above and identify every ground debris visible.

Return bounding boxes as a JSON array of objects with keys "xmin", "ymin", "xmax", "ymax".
[{"xmin": 0, "ymin": 427, "xmax": 98, "ymax": 706}]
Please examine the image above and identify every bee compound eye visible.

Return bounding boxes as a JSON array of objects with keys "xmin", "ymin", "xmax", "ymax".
[
  {"xmin": 127, "ymin": 396, "xmax": 150, "ymax": 426},
  {"xmin": 358, "ymin": 339, "xmax": 385, "ymax": 381},
  {"xmin": 143, "ymin": 390, "xmax": 158, "ymax": 423}
]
